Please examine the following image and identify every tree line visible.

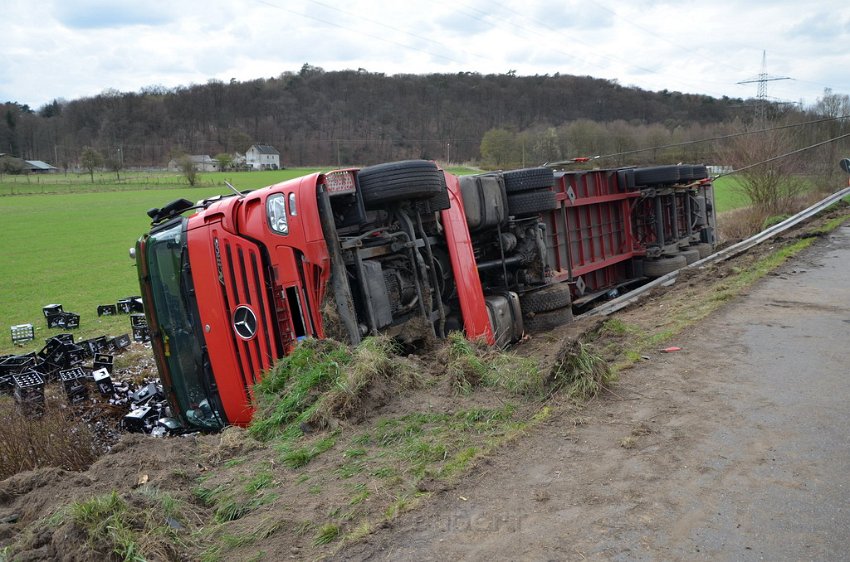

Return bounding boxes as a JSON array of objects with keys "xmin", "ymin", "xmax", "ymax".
[{"xmin": 0, "ymin": 65, "xmax": 846, "ymax": 175}]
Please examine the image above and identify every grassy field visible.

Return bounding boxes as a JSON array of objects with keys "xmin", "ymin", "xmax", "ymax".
[
  {"xmin": 0, "ymin": 167, "xmax": 480, "ymax": 354},
  {"xmin": 711, "ymin": 176, "xmax": 751, "ymax": 213},
  {"xmin": 0, "ymin": 169, "xmax": 326, "ymax": 196}
]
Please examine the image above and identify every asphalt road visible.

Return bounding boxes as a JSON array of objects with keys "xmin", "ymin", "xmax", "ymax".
[{"xmin": 343, "ymin": 224, "xmax": 850, "ymax": 561}]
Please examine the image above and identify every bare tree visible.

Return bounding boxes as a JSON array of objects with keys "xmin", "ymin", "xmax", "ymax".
[
  {"xmin": 178, "ymin": 156, "xmax": 198, "ymax": 186},
  {"xmin": 105, "ymin": 157, "xmax": 123, "ymax": 180},
  {"xmin": 811, "ymin": 89, "xmax": 850, "ymax": 187},
  {"xmin": 718, "ymin": 126, "xmax": 806, "ymax": 216},
  {"xmin": 80, "ymin": 147, "xmax": 103, "ymax": 182}
]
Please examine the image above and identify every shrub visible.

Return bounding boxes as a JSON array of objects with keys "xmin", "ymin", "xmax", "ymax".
[{"xmin": 0, "ymin": 397, "xmax": 97, "ymax": 480}]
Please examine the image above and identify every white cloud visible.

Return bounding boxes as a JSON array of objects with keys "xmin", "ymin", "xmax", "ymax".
[{"xmin": 0, "ymin": 0, "xmax": 846, "ymax": 108}]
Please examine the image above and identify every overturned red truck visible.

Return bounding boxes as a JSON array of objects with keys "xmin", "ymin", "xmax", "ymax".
[{"xmin": 135, "ymin": 161, "xmax": 714, "ymax": 430}]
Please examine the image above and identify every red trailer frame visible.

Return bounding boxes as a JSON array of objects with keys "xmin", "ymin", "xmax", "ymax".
[{"xmin": 542, "ymin": 169, "xmax": 642, "ymax": 300}]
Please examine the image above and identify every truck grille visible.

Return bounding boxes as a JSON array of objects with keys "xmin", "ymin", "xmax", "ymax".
[{"xmin": 215, "ymin": 235, "xmax": 275, "ymax": 400}]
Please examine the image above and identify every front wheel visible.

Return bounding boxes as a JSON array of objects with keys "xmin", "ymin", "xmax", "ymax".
[{"xmin": 358, "ymin": 160, "xmax": 443, "ymax": 206}]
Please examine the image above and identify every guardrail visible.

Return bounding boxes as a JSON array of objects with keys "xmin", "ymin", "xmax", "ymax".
[{"xmin": 582, "ymin": 186, "xmax": 850, "ymax": 319}]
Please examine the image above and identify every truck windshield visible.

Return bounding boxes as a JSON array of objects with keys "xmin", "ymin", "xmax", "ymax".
[{"xmin": 145, "ymin": 221, "xmax": 225, "ymax": 430}]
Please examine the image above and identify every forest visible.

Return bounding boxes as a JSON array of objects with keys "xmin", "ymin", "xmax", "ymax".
[{"xmin": 0, "ymin": 65, "xmax": 847, "ymax": 173}]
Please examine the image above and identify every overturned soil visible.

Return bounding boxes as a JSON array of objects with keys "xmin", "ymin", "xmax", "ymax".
[{"xmin": 1, "ymin": 206, "xmax": 848, "ymax": 561}]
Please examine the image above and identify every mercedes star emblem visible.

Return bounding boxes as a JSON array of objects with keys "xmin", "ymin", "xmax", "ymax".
[{"xmin": 232, "ymin": 305, "xmax": 258, "ymax": 340}]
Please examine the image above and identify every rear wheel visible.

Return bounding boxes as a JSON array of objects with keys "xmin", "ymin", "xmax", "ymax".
[
  {"xmin": 644, "ymin": 255, "xmax": 687, "ymax": 277},
  {"xmin": 634, "ymin": 165, "xmax": 679, "ymax": 186},
  {"xmin": 679, "ymin": 248, "xmax": 701, "ymax": 265},
  {"xmin": 507, "ymin": 189, "xmax": 559, "ymax": 216},
  {"xmin": 677, "ymin": 165, "xmax": 695, "ymax": 182},
  {"xmin": 358, "ymin": 160, "xmax": 443, "ymax": 206},
  {"xmin": 503, "ymin": 167, "xmax": 555, "ymax": 193},
  {"xmin": 693, "ymin": 242, "xmax": 713, "ymax": 259},
  {"xmin": 523, "ymin": 306, "xmax": 574, "ymax": 333},
  {"xmin": 520, "ymin": 283, "xmax": 573, "ymax": 314}
]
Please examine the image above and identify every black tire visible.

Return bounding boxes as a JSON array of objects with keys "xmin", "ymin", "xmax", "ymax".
[
  {"xmin": 358, "ymin": 160, "xmax": 443, "ymax": 206},
  {"xmin": 415, "ymin": 173, "xmax": 451, "ymax": 213},
  {"xmin": 523, "ymin": 305, "xmax": 574, "ymax": 333},
  {"xmin": 507, "ymin": 189, "xmax": 559, "ymax": 216},
  {"xmin": 693, "ymin": 165, "xmax": 709, "ymax": 180},
  {"xmin": 644, "ymin": 255, "xmax": 687, "ymax": 277},
  {"xmin": 677, "ymin": 165, "xmax": 694, "ymax": 182},
  {"xmin": 618, "ymin": 168, "xmax": 636, "ymax": 191},
  {"xmin": 693, "ymin": 242, "xmax": 713, "ymax": 259},
  {"xmin": 520, "ymin": 283, "xmax": 573, "ymax": 314},
  {"xmin": 634, "ymin": 165, "xmax": 680, "ymax": 187},
  {"xmin": 429, "ymin": 174, "xmax": 451, "ymax": 211},
  {"xmin": 503, "ymin": 167, "xmax": 555, "ymax": 193},
  {"xmin": 680, "ymin": 248, "xmax": 701, "ymax": 265}
]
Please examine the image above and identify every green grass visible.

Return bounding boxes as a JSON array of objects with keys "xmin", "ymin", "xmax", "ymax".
[
  {"xmin": 0, "ymin": 169, "xmax": 326, "ymax": 196},
  {"xmin": 711, "ymin": 176, "xmax": 751, "ymax": 213},
  {"xmin": 66, "ymin": 489, "xmax": 196, "ymax": 561},
  {"xmin": 0, "ymin": 166, "xmax": 480, "ymax": 354}
]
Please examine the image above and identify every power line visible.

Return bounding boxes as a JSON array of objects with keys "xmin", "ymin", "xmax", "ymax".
[
  {"xmin": 715, "ymin": 131, "xmax": 850, "ymax": 179},
  {"xmin": 561, "ymin": 113, "xmax": 850, "ymax": 163}
]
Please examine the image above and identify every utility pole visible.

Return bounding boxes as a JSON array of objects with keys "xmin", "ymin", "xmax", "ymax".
[{"xmin": 737, "ymin": 51, "xmax": 791, "ymax": 124}]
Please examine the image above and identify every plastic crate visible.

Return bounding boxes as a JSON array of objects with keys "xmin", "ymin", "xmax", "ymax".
[
  {"xmin": 10, "ymin": 324, "xmax": 34, "ymax": 344},
  {"xmin": 122, "ymin": 405, "xmax": 155, "ymax": 432},
  {"xmin": 93, "ymin": 353, "xmax": 114, "ymax": 374},
  {"xmin": 13, "ymin": 371, "xmax": 46, "ymax": 413},
  {"xmin": 132, "ymin": 325, "xmax": 151, "ymax": 343},
  {"xmin": 92, "ymin": 368, "xmax": 113, "ymax": 394},
  {"xmin": 0, "ymin": 353, "xmax": 37, "ymax": 375},
  {"xmin": 130, "ymin": 313, "xmax": 148, "ymax": 328},
  {"xmin": 42, "ymin": 304, "xmax": 63, "ymax": 318},
  {"xmin": 46, "ymin": 312, "xmax": 80, "ymax": 329},
  {"xmin": 97, "ymin": 304, "xmax": 118, "ymax": 316},
  {"xmin": 110, "ymin": 333, "xmax": 132, "ymax": 350},
  {"xmin": 59, "ymin": 367, "xmax": 89, "ymax": 404}
]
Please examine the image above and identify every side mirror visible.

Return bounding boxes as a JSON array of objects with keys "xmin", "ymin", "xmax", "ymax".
[{"xmin": 840, "ymin": 158, "xmax": 850, "ymax": 175}]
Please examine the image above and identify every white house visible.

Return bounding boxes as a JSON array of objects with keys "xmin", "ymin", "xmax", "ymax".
[{"xmin": 245, "ymin": 145, "xmax": 281, "ymax": 170}]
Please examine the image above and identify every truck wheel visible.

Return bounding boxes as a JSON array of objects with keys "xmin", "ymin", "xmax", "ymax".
[
  {"xmin": 415, "ymin": 173, "xmax": 451, "ymax": 214},
  {"xmin": 643, "ymin": 255, "xmax": 687, "ymax": 277},
  {"xmin": 507, "ymin": 189, "xmax": 559, "ymax": 216},
  {"xmin": 503, "ymin": 167, "xmax": 555, "ymax": 193},
  {"xmin": 524, "ymin": 305, "xmax": 573, "ymax": 333},
  {"xmin": 693, "ymin": 242, "xmax": 713, "ymax": 258},
  {"xmin": 677, "ymin": 165, "xmax": 694, "ymax": 182},
  {"xmin": 520, "ymin": 283, "xmax": 573, "ymax": 313},
  {"xmin": 693, "ymin": 165, "xmax": 709, "ymax": 180},
  {"xmin": 429, "ymin": 174, "xmax": 451, "ymax": 211},
  {"xmin": 634, "ymin": 165, "xmax": 680, "ymax": 187},
  {"xmin": 679, "ymin": 248, "xmax": 701, "ymax": 265},
  {"xmin": 358, "ymin": 160, "xmax": 444, "ymax": 206}
]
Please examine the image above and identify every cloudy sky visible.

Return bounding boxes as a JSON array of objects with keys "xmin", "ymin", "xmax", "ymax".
[{"xmin": 1, "ymin": 0, "xmax": 848, "ymax": 109}]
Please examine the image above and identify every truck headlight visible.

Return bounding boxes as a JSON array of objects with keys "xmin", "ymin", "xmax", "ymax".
[{"xmin": 267, "ymin": 194, "xmax": 289, "ymax": 235}]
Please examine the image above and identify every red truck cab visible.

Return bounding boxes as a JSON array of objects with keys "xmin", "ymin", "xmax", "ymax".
[{"xmin": 136, "ymin": 164, "xmax": 500, "ymax": 430}]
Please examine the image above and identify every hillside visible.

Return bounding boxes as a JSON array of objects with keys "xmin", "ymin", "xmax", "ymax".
[{"xmin": 1, "ymin": 67, "xmax": 750, "ymax": 169}]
